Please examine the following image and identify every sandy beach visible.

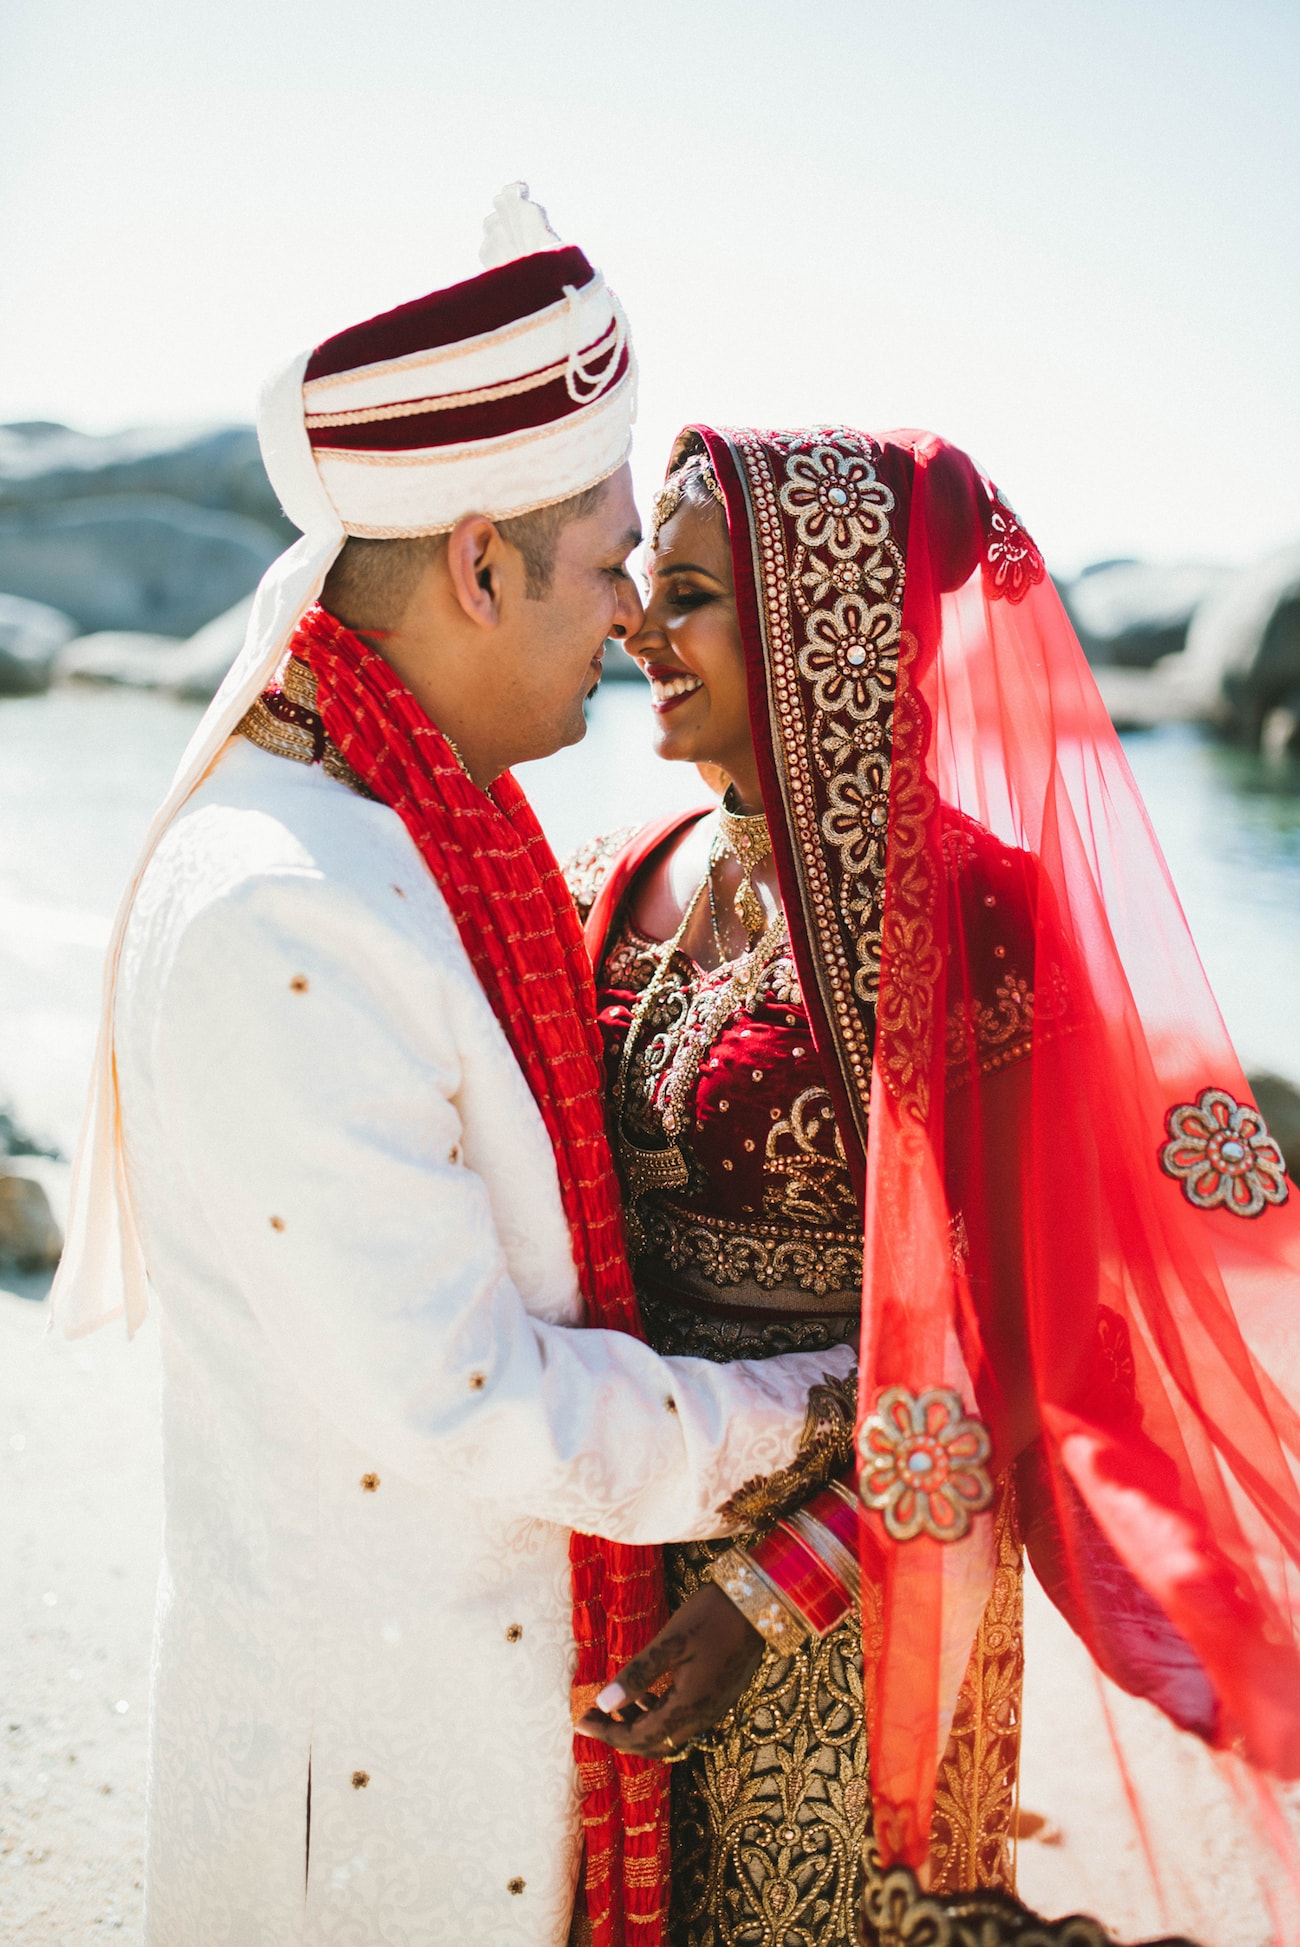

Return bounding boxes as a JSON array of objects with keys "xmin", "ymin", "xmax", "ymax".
[
  {"xmin": 5, "ymin": 1244, "xmax": 1298, "ymax": 1946},
  {"xmin": 0, "ymin": 1269, "xmax": 157, "ymax": 1943}
]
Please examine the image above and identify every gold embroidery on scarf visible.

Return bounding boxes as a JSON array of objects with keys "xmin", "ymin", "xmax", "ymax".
[{"xmin": 875, "ymin": 679, "xmax": 940, "ymax": 1121}]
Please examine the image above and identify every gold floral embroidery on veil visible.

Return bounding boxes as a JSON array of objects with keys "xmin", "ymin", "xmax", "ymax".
[{"xmin": 722, "ymin": 430, "xmax": 908, "ymax": 1162}]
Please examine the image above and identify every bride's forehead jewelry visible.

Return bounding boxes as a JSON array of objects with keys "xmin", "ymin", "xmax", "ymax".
[{"xmin": 651, "ymin": 455, "xmax": 726, "ymax": 545}]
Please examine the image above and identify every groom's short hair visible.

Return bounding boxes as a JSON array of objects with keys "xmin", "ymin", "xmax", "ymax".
[{"xmin": 321, "ymin": 478, "xmax": 609, "ymax": 631}]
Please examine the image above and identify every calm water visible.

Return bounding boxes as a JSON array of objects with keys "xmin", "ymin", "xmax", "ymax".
[{"xmin": 1, "ymin": 684, "xmax": 1298, "ymax": 1161}]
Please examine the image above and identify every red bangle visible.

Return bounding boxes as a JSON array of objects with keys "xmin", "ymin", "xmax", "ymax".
[
  {"xmin": 750, "ymin": 1521, "xmax": 851, "ymax": 1636},
  {"xmin": 808, "ymin": 1481, "xmax": 861, "ymax": 1554}
]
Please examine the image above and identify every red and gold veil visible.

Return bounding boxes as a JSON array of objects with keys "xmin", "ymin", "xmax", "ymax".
[{"xmin": 670, "ymin": 425, "xmax": 1300, "ymax": 1932}]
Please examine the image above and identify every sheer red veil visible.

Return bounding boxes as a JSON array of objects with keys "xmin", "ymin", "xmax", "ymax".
[{"xmin": 682, "ymin": 425, "xmax": 1300, "ymax": 1910}]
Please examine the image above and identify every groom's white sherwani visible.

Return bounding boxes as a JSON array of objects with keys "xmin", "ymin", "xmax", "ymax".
[{"xmin": 116, "ymin": 735, "xmax": 851, "ymax": 1947}]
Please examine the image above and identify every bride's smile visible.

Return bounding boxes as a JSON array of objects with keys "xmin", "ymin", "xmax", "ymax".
[{"xmin": 625, "ymin": 487, "xmax": 764, "ymax": 810}]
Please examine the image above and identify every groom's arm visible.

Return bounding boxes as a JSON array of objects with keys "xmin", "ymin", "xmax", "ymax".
[{"xmin": 147, "ymin": 866, "xmax": 852, "ymax": 1544}]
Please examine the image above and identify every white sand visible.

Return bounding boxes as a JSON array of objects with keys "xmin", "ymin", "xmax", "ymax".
[
  {"xmin": 0, "ymin": 1283, "xmax": 159, "ymax": 1943},
  {"xmin": 2, "ymin": 1271, "xmax": 1296, "ymax": 1946}
]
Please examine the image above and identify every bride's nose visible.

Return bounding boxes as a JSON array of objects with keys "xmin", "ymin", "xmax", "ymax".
[{"xmin": 624, "ymin": 603, "xmax": 663, "ymax": 666}]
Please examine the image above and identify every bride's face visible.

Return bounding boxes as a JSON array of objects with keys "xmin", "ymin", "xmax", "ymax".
[{"xmin": 624, "ymin": 498, "xmax": 753, "ymax": 783}]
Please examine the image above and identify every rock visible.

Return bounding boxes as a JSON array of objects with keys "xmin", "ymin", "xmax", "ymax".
[
  {"xmin": 171, "ymin": 595, "xmax": 254, "ymax": 699},
  {"xmin": 1063, "ymin": 559, "xmax": 1233, "ymax": 669},
  {"xmin": 0, "ymin": 1104, "xmax": 62, "ymax": 1162},
  {"xmin": 0, "ymin": 1174, "xmax": 62, "ymax": 1273},
  {"xmin": 1180, "ymin": 541, "xmax": 1300, "ymax": 749},
  {"xmin": 1089, "ymin": 660, "xmax": 1214, "ymax": 731},
  {"xmin": 0, "ymin": 592, "xmax": 77, "ymax": 696},
  {"xmin": 0, "ymin": 421, "xmax": 293, "ymax": 542},
  {"xmin": 58, "ymin": 594, "xmax": 253, "ymax": 701},
  {"xmin": 1246, "ymin": 1073, "xmax": 1300, "ymax": 1177},
  {"xmin": 58, "ymin": 631, "xmax": 185, "ymax": 688},
  {"xmin": 0, "ymin": 495, "xmax": 280, "ymax": 637}
]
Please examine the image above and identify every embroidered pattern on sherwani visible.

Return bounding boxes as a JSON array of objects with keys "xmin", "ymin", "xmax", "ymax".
[{"xmin": 236, "ymin": 655, "xmax": 378, "ymax": 799}]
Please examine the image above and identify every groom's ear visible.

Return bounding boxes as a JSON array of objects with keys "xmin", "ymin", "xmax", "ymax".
[{"xmin": 444, "ymin": 514, "xmax": 514, "ymax": 631}]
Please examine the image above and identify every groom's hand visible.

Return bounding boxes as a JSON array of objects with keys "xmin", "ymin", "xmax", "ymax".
[{"xmin": 576, "ymin": 1581, "xmax": 764, "ymax": 1759}]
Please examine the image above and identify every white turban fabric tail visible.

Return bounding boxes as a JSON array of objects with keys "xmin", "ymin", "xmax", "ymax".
[{"xmin": 49, "ymin": 348, "xmax": 347, "ymax": 1339}]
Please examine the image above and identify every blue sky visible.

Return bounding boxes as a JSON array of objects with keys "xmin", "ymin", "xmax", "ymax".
[{"xmin": 1, "ymin": 0, "xmax": 1296, "ymax": 573}]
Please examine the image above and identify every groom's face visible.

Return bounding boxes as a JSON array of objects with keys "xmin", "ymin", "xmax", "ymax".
[{"xmin": 499, "ymin": 464, "xmax": 644, "ymax": 761}]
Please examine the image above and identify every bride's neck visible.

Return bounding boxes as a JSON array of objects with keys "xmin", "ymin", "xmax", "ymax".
[{"xmin": 718, "ymin": 753, "xmax": 764, "ymax": 816}]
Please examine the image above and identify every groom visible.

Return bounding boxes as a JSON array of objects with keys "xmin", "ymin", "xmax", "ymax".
[{"xmin": 50, "ymin": 189, "xmax": 853, "ymax": 1947}]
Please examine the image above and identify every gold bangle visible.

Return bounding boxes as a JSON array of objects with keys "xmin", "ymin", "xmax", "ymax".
[{"xmin": 709, "ymin": 1547, "xmax": 809, "ymax": 1655}]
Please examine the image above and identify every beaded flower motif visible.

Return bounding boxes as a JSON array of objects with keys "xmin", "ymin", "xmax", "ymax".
[
  {"xmin": 983, "ymin": 488, "xmax": 1045, "ymax": 605},
  {"xmin": 858, "ymin": 1386, "xmax": 993, "ymax": 1542},
  {"xmin": 1159, "ymin": 1087, "xmax": 1289, "ymax": 1218},
  {"xmin": 779, "ymin": 445, "xmax": 895, "ymax": 560}
]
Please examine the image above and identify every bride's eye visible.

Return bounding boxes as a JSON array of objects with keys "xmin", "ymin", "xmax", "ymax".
[{"xmin": 665, "ymin": 584, "xmax": 713, "ymax": 612}]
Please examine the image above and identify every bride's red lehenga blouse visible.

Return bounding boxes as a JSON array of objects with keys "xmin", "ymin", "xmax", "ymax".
[{"xmin": 567, "ymin": 424, "xmax": 1300, "ymax": 1947}]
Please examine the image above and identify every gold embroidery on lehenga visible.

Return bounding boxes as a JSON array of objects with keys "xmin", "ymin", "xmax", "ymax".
[
  {"xmin": 659, "ymin": 1478, "xmax": 1025, "ymax": 1947},
  {"xmin": 860, "ymin": 1854, "xmax": 1197, "ymax": 1947},
  {"xmin": 602, "ymin": 909, "xmax": 863, "ymax": 1302},
  {"xmin": 560, "ymin": 825, "xmax": 640, "ymax": 924},
  {"xmin": 663, "ymin": 1540, "xmax": 871, "ymax": 1947},
  {"xmin": 644, "ymin": 1278, "xmax": 1021, "ymax": 1945},
  {"xmin": 639, "ymin": 1203, "xmax": 861, "ymax": 1302},
  {"xmin": 929, "ymin": 1480, "xmax": 1023, "ymax": 1894},
  {"xmin": 763, "ymin": 1088, "xmax": 859, "ymax": 1228}
]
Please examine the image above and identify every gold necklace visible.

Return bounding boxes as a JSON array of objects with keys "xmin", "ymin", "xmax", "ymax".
[
  {"xmin": 612, "ymin": 878, "xmax": 708, "ymax": 1231},
  {"xmin": 714, "ymin": 797, "xmax": 773, "ymax": 941},
  {"xmin": 612, "ymin": 875, "xmax": 786, "ymax": 1249}
]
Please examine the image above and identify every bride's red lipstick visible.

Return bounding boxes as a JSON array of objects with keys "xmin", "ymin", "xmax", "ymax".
[{"xmin": 644, "ymin": 663, "xmax": 705, "ymax": 717}]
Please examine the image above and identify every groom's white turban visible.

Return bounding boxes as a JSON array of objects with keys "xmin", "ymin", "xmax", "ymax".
[{"xmin": 51, "ymin": 185, "xmax": 637, "ymax": 1337}]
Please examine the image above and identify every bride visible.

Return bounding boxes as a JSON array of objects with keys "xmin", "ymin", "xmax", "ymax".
[{"xmin": 568, "ymin": 426, "xmax": 1300, "ymax": 1947}]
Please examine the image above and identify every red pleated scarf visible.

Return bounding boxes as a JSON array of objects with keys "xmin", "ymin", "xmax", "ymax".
[{"xmin": 294, "ymin": 605, "xmax": 668, "ymax": 1945}]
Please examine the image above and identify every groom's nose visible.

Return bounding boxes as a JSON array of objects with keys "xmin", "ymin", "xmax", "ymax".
[{"xmin": 608, "ymin": 574, "xmax": 644, "ymax": 640}]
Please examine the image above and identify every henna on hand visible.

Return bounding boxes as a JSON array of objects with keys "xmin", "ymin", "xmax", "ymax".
[{"xmin": 576, "ymin": 1581, "xmax": 764, "ymax": 1759}]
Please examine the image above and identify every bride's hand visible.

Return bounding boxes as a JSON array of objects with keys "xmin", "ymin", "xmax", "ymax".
[{"xmin": 576, "ymin": 1581, "xmax": 764, "ymax": 1758}]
